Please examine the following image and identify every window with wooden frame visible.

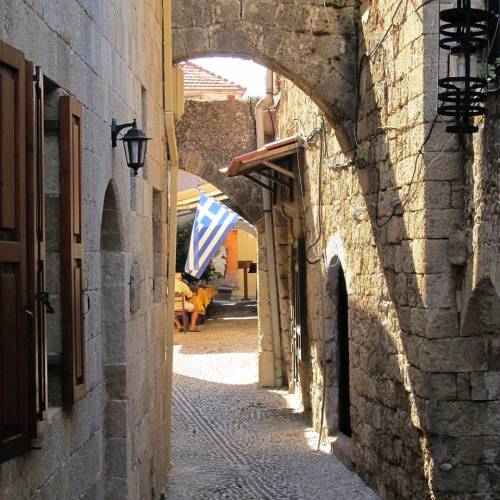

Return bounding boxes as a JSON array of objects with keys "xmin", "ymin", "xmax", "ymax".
[{"xmin": 0, "ymin": 39, "xmax": 86, "ymax": 463}]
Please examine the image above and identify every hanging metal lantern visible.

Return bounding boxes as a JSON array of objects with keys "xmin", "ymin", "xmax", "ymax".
[
  {"xmin": 438, "ymin": 0, "xmax": 490, "ymax": 133},
  {"xmin": 111, "ymin": 118, "xmax": 151, "ymax": 176}
]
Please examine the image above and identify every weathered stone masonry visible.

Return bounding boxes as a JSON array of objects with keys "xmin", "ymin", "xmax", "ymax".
[
  {"xmin": 175, "ymin": 99, "xmax": 260, "ymax": 224},
  {"xmin": 0, "ymin": 0, "xmax": 497, "ymax": 498},
  {"xmin": 272, "ymin": 0, "xmax": 500, "ymax": 498},
  {"xmin": 172, "ymin": 0, "xmax": 358, "ymax": 148},
  {"xmin": 172, "ymin": 1, "xmax": 499, "ymax": 497},
  {"xmin": 0, "ymin": 1, "xmax": 170, "ymax": 498}
]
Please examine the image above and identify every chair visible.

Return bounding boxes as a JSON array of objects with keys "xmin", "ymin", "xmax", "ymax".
[{"xmin": 174, "ymin": 292, "xmax": 189, "ymax": 331}]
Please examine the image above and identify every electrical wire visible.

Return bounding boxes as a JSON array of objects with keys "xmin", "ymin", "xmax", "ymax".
[
  {"xmin": 305, "ymin": 125, "xmax": 327, "ymax": 264},
  {"xmin": 415, "ymin": 0, "xmax": 437, "ymax": 12},
  {"xmin": 487, "ymin": 12, "xmax": 500, "ymax": 60},
  {"xmin": 374, "ymin": 114, "xmax": 441, "ymax": 228},
  {"xmin": 367, "ymin": 0, "xmax": 409, "ymax": 60},
  {"xmin": 293, "ymin": 118, "xmax": 328, "ymax": 264}
]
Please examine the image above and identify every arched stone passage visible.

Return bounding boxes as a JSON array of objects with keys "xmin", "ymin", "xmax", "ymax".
[
  {"xmin": 175, "ymin": 164, "xmax": 277, "ymax": 387},
  {"xmin": 100, "ymin": 180, "xmax": 129, "ymax": 497},
  {"xmin": 172, "ymin": 0, "xmax": 356, "ymax": 147},
  {"xmin": 176, "ymin": 99, "xmax": 264, "ymax": 224}
]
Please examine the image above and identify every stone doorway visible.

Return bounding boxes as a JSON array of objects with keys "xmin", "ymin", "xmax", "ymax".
[
  {"xmin": 174, "ymin": 108, "xmax": 276, "ymax": 387},
  {"xmin": 324, "ymin": 255, "xmax": 352, "ymax": 438},
  {"xmin": 336, "ymin": 265, "xmax": 351, "ymax": 438}
]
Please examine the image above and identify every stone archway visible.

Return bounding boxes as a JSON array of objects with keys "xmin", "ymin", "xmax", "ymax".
[
  {"xmin": 172, "ymin": 0, "xmax": 356, "ymax": 147},
  {"xmin": 100, "ymin": 180, "xmax": 128, "ymax": 498},
  {"xmin": 176, "ymin": 99, "xmax": 263, "ymax": 224},
  {"xmin": 175, "ymin": 99, "xmax": 276, "ymax": 386},
  {"xmin": 175, "ymin": 163, "xmax": 276, "ymax": 386}
]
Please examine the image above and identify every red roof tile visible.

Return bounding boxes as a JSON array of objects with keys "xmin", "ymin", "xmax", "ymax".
[{"xmin": 179, "ymin": 61, "xmax": 247, "ymax": 95}]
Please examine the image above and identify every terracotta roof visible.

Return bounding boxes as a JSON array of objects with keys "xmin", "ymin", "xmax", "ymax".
[
  {"xmin": 179, "ymin": 61, "xmax": 247, "ymax": 96},
  {"xmin": 222, "ymin": 137, "xmax": 301, "ymax": 177}
]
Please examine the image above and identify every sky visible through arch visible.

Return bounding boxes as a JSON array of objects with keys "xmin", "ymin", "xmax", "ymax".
[{"xmin": 190, "ymin": 57, "xmax": 267, "ymax": 98}]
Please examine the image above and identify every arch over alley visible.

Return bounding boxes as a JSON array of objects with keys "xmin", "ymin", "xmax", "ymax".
[{"xmin": 172, "ymin": 0, "xmax": 357, "ymax": 149}]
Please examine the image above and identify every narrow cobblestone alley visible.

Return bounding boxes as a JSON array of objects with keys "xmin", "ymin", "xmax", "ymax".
[{"xmin": 165, "ymin": 305, "xmax": 377, "ymax": 499}]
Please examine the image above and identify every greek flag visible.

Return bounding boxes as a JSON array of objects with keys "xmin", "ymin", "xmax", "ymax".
[{"xmin": 185, "ymin": 194, "xmax": 239, "ymax": 279}]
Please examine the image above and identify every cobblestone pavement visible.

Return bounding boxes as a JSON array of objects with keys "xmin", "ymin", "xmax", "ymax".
[{"xmin": 165, "ymin": 313, "xmax": 378, "ymax": 499}]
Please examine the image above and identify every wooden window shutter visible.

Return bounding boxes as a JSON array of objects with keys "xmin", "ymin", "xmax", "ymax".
[
  {"xmin": 0, "ymin": 41, "xmax": 30, "ymax": 462},
  {"xmin": 60, "ymin": 95, "xmax": 86, "ymax": 407},
  {"xmin": 25, "ymin": 62, "xmax": 48, "ymax": 434}
]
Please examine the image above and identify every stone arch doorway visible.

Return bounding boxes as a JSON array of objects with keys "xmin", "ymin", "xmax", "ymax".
[
  {"xmin": 175, "ymin": 170, "xmax": 276, "ymax": 386},
  {"xmin": 175, "ymin": 99, "xmax": 263, "ymax": 225},
  {"xmin": 100, "ymin": 180, "xmax": 128, "ymax": 497},
  {"xmin": 172, "ymin": 0, "xmax": 356, "ymax": 148},
  {"xmin": 324, "ymin": 256, "xmax": 352, "ymax": 438}
]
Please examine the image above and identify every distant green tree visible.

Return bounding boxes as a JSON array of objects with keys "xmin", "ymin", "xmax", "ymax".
[{"xmin": 176, "ymin": 220, "xmax": 193, "ymax": 272}]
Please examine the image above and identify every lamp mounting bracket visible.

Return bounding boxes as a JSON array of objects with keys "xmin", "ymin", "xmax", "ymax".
[{"xmin": 111, "ymin": 118, "xmax": 137, "ymax": 147}]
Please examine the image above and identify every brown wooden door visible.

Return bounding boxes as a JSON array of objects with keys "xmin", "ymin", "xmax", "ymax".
[
  {"xmin": 0, "ymin": 41, "xmax": 30, "ymax": 462},
  {"xmin": 60, "ymin": 95, "xmax": 86, "ymax": 408}
]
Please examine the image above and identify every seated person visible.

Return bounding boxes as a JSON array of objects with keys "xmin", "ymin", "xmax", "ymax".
[
  {"xmin": 186, "ymin": 283, "xmax": 205, "ymax": 316},
  {"xmin": 174, "ymin": 274, "xmax": 200, "ymax": 331}
]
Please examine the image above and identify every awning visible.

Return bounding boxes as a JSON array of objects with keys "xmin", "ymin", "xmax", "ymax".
[
  {"xmin": 177, "ymin": 183, "xmax": 227, "ymax": 211},
  {"xmin": 220, "ymin": 136, "xmax": 302, "ymax": 191}
]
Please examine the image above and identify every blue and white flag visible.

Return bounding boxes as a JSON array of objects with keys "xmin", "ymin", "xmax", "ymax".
[{"xmin": 185, "ymin": 194, "xmax": 239, "ymax": 279}]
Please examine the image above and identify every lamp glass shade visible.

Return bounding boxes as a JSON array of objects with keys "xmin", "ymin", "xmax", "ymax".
[
  {"xmin": 449, "ymin": 51, "xmax": 479, "ymax": 89},
  {"xmin": 120, "ymin": 122, "xmax": 150, "ymax": 175}
]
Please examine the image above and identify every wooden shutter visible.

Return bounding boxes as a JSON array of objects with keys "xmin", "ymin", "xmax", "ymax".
[
  {"xmin": 0, "ymin": 41, "xmax": 30, "ymax": 462},
  {"xmin": 60, "ymin": 96, "xmax": 86, "ymax": 407},
  {"xmin": 25, "ymin": 62, "xmax": 48, "ymax": 434}
]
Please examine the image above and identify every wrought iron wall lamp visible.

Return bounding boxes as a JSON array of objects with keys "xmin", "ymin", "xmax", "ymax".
[
  {"xmin": 111, "ymin": 118, "xmax": 151, "ymax": 175},
  {"xmin": 438, "ymin": 0, "xmax": 491, "ymax": 133}
]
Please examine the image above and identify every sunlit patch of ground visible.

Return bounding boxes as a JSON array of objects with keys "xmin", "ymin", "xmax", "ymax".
[{"xmin": 167, "ymin": 315, "xmax": 378, "ymax": 499}]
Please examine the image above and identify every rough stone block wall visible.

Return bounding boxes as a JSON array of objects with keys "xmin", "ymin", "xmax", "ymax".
[
  {"xmin": 175, "ymin": 99, "xmax": 261, "ymax": 224},
  {"xmin": 0, "ymin": 1, "xmax": 170, "ymax": 498},
  {"xmin": 271, "ymin": 0, "xmax": 500, "ymax": 496},
  {"xmin": 418, "ymin": 3, "xmax": 500, "ymax": 498}
]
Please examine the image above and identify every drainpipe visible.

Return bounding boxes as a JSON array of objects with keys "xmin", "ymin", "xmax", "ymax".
[
  {"xmin": 163, "ymin": 0, "xmax": 178, "ymax": 466},
  {"xmin": 256, "ymin": 71, "xmax": 283, "ymax": 387}
]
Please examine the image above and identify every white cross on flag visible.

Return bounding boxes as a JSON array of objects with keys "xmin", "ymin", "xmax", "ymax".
[{"xmin": 185, "ymin": 194, "xmax": 239, "ymax": 279}]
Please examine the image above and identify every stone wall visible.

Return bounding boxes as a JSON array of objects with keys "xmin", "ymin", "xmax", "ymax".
[
  {"xmin": 176, "ymin": 99, "xmax": 261, "ymax": 223},
  {"xmin": 273, "ymin": 0, "xmax": 499, "ymax": 497},
  {"xmin": 423, "ymin": 21, "xmax": 500, "ymax": 500},
  {"xmin": 0, "ymin": 1, "xmax": 169, "ymax": 498}
]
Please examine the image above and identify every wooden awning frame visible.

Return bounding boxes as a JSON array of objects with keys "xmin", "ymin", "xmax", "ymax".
[{"xmin": 221, "ymin": 136, "xmax": 301, "ymax": 192}]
